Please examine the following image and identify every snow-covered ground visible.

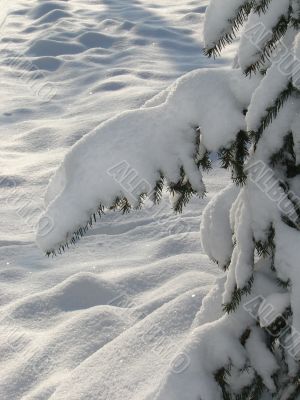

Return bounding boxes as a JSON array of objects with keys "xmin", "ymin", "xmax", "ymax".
[{"xmin": 0, "ymin": 1, "xmax": 232, "ymax": 399}]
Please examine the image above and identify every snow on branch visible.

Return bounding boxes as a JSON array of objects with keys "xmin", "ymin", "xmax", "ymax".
[
  {"xmin": 204, "ymin": 0, "xmax": 254, "ymax": 57},
  {"xmin": 238, "ymin": 0, "xmax": 291, "ymax": 74},
  {"xmin": 36, "ymin": 69, "xmax": 257, "ymax": 254}
]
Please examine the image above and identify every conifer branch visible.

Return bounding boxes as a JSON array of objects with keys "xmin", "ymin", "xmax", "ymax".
[
  {"xmin": 197, "ymin": 150, "xmax": 212, "ymax": 171},
  {"xmin": 243, "ymin": 14, "xmax": 290, "ymax": 75},
  {"xmin": 46, "ymin": 204, "xmax": 105, "ymax": 257},
  {"xmin": 236, "ymin": 374, "xmax": 265, "ymax": 400},
  {"xmin": 282, "ymin": 378, "xmax": 300, "ymax": 400},
  {"xmin": 253, "ymin": 0, "xmax": 272, "ymax": 15},
  {"xmin": 249, "ymin": 82, "xmax": 296, "ymax": 144},
  {"xmin": 219, "ymin": 130, "xmax": 249, "ymax": 185},
  {"xmin": 276, "ymin": 277, "xmax": 291, "ymax": 289},
  {"xmin": 150, "ymin": 171, "xmax": 165, "ymax": 204},
  {"xmin": 168, "ymin": 167, "xmax": 202, "ymax": 213},
  {"xmin": 204, "ymin": 1, "xmax": 254, "ymax": 58},
  {"xmin": 214, "ymin": 367, "xmax": 232, "ymax": 400},
  {"xmin": 223, "ymin": 275, "xmax": 254, "ymax": 313},
  {"xmin": 255, "ymin": 226, "xmax": 275, "ymax": 258}
]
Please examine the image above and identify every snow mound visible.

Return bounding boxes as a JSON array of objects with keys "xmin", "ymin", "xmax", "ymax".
[
  {"xmin": 10, "ymin": 272, "xmax": 121, "ymax": 320},
  {"xmin": 0, "ymin": 216, "xmax": 220, "ymax": 400}
]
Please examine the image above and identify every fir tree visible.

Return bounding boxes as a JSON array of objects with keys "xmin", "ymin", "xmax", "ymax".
[
  {"xmin": 37, "ymin": 0, "xmax": 300, "ymax": 399},
  {"xmin": 199, "ymin": 0, "xmax": 300, "ymax": 398}
]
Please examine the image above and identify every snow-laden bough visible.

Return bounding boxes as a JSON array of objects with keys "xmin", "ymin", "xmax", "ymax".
[{"xmin": 36, "ymin": 68, "xmax": 258, "ymax": 255}]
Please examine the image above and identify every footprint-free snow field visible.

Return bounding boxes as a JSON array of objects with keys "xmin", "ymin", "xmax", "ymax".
[{"xmin": 0, "ymin": 1, "xmax": 232, "ymax": 399}]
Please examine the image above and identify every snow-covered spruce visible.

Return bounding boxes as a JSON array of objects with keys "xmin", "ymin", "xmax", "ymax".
[
  {"xmin": 36, "ymin": 68, "xmax": 258, "ymax": 254},
  {"xmin": 37, "ymin": 0, "xmax": 300, "ymax": 399}
]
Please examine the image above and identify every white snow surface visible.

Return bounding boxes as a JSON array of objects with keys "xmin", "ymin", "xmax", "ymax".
[{"xmin": 0, "ymin": 1, "xmax": 235, "ymax": 399}]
